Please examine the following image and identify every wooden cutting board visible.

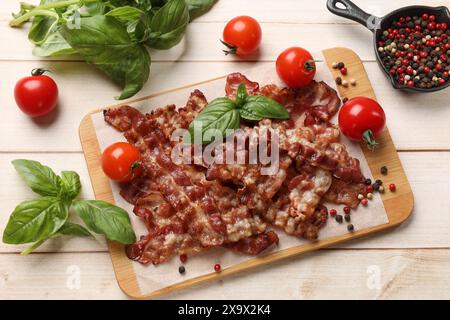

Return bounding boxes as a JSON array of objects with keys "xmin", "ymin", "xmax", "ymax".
[{"xmin": 79, "ymin": 47, "xmax": 414, "ymax": 299}]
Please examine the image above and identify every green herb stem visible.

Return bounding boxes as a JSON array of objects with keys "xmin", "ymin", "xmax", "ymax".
[
  {"xmin": 10, "ymin": 0, "xmax": 97, "ymax": 27},
  {"xmin": 20, "ymin": 239, "xmax": 45, "ymax": 255}
]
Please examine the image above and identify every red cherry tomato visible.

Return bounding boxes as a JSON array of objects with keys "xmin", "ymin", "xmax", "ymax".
[
  {"xmin": 222, "ymin": 15, "xmax": 262, "ymax": 56},
  {"xmin": 101, "ymin": 142, "xmax": 143, "ymax": 182},
  {"xmin": 276, "ymin": 47, "xmax": 316, "ymax": 87},
  {"xmin": 338, "ymin": 97, "xmax": 386, "ymax": 149},
  {"xmin": 14, "ymin": 68, "xmax": 58, "ymax": 117}
]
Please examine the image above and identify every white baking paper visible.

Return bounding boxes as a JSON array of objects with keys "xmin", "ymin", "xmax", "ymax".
[{"xmin": 91, "ymin": 57, "xmax": 389, "ymax": 295}]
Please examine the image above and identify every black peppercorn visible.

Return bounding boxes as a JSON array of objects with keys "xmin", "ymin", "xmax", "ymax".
[
  {"xmin": 372, "ymin": 182, "xmax": 380, "ymax": 191},
  {"xmin": 347, "ymin": 224, "xmax": 354, "ymax": 232},
  {"xmin": 335, "ymin": 77, "xmax": 342, "ymax": 85},
  {"xmin": 179, "ymin": 266, "xmax": 186, "ymax": 274},
  {"xmin": 335, "ymin": 215, "xmax": 343, "ymax": 223},
  {"xmin": 342, "ymin": 97, "xmax": 348, "ymax": 103},
  {"xmin": 344, "ymin": 214, "xmax": 351, "ymax": 222},
  {"xmin": 375, "ymin": 179, "xmax": 383, "ymax": 185},
  {"xmin": 380, "ymin": 166, "xmax": 388, "ymax": 175},
  {"xmin": 337, "ymin": 62, "xmax": 345, "ymax": 69},
  {"xmin": 364, "ymin": 178, "xmax": 372, "ymax": 185}
]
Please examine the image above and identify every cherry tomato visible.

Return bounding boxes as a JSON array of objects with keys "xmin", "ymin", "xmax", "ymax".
[
  {"xmin": 14, "ymin": 68, "xmax": 58, "ymax": 117},
  {"xmin": 101, "ymin": 142, "xmax": 143, "ymax": 182},
  {"xmin": 338, "ymin": 97, "xmax": 386, "ymax": 150},
  {"xmin": 222, "ymin": 15, "xmax": 262, "ymax": 56},
  {"xmin": 276, "ymin": 47, "xmax": 316, "ymax": 87}
]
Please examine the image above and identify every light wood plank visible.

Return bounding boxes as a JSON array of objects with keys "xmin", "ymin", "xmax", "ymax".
[
  {"xmin": 0, "ymin": 61, "xmax": 449, "ymax": 152},
  {"xmin": 0, "ymin": 152, "xmax": 449, "ymax": 253},
  {"xmin": 2, "ymin": 249, "xmax": 450, "ymax": 299}
]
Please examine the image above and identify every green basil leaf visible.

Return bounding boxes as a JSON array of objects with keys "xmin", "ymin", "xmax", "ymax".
[
  {"xmin": 106, "ymin": 6, "xmax": 144, "ymax": 22},
  {"xmin": 27, "ymin": 0, "xmax": 62, "ymax": 45},
  {"xmin": 185, "ymin": 0, "xmax": 217, "ymax": 21},
  {"xmin": 57, "ymin": 222, "xmax": 92, "ymax": 237},
  {"xmin": 235, "ymin": 83, "xmax": 248, "ymax": 107},
  {"xmin": 188, "ymin": 97, "xmax": 240, "ymax": 144},
  {"xmin": 60, "ymin": 171, "xmax": 81, "ymax": 200},
  {"xmin": 240, "ymin": 95, "xmax": 290, "ymax": 121},
  {"xmin": 33, "ymin": 31, "xmax": 76, "ymax": 57},
  {"xmin": 72, "ymin": 200, "xmax": 136, "ymax": 244},
  {"xmin": 60, "ymin": 15, "xmax": 151, "ymax": 100},
  {"xmin": 239, "ymin": 107, "xmax": 265, "ymax": 121},
  {"xmin": 12, "ymin": 159, "xmax": 61, "ymax": 197},
  {"xmin": 147, "ymin": 0, "xmax": 189, "ymax": 49},
  {"xmin": 28, "ymin": 14, "xmax": 58, "ymax": 45},
  {"xmin": 84, "ymin": 2, "xmax": 107, "ymax": 16},
  {"xmin": 2, "ymin": 197, "xmax": 69, "ymax": 244}
]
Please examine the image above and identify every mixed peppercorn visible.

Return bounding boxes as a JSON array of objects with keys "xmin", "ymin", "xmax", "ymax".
[
  {"xmin": 327, "ymin": 166, "xmax": 397, "ymax": 233},
  {"xmin": 377, "ymin": 13, "xmax": 450, "ymax": 89}
]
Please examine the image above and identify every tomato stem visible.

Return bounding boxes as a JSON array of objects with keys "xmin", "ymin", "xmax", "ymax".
[
  {"xmin": 362, "ymin": 129, "xmax": 378, "ymax": 151},
  {"xmin": 220, "ymin": 39, "xmax": 237, "ymax": 55},
  {"xmin": 130, "ymin": 161, "xmax": 141, "ymax": 178},
  {"xmin": 31, "ymin": 68, "xmax": 51, "ymax": 76},
  {"xmin": 304, "ymin": 59, "xmax": 318, "ymax": 71}
]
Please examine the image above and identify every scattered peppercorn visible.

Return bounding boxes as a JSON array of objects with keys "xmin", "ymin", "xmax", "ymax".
[
  {"xmin": 347, "ymin": 224, "xmax": 355, "ymax": 232},
  {"xmin": 372, "ymin": 182, "xmax": 380, "ymax": 191},
  {"xmin": 375, "ymin": 179, "xmax": 383, "ymax": 185},
  {"xmin": 350, "ymin": 78, "xmax": 357, "ymax": 86},
  {"xmin": 214, "ymin": 263, "xmax": 221, "ymax": 272},
  {"xmin": 344, "ymin": 214, "xmax": 351, "ymax": 222},
  {"xmin": 179, "ymin": 254, "xmax": 187, "ymax": 263},
  {"xmin": 343, "ymin": 206, "xmax": 351, "ymax": 214},
  {"xmin": 329, "ymin": 208, "xmax": 337, "ymax": 217},
  {"xmin": 357, "ymin": 194, "xmax": 364, "ymax": 200},
  {"xmin": 364, "ymin": 178, "xmax": 372, "ymax": 185},
  {"xmin": 380, "ymin": 166, "xmax": 388, "ymax": 175},
  {"xmin": 337, "ymin": 62, "xmax": 345, "ymax": 69},
  {"xmin": 366, "ymin": 185, "xmax": 373, "ymax": 193},
  {"xmin": 335, "ymin": 76, "xmax": 342, "ymax": 85},
  {"xmin": 335, "ymin": 214, "xmax": 343, "ymax": 223},
  {"xmin": 379, "ymin": 185, "xmax": 385, "ymax": 193},
  {"xmin": 342, "ymin": 97, "xmax": 348, "ymax": 103},
  {"xmin": 332, "ymin": 61, "xmax": 338, "ymax": 69},
  {"xmin": 389, "ymin": 183, "xmax": 397, "ymax": 192},
  {"xmin": 367, "ymin": 192, "xmax": 373, "ymax": 200},
  {"xmin": 340, "ymin": 67, "xmax": 348, "ymax": 75},
  {"xmin": 377, "ymin": 13, "xmax": 449, "ymax": 89},
  {"xmin": 342, "ymin": 80, "xmax": 349, "ymax": 87},
  {"xmin": 361, "ymin": 198, "xmax": 368, "ymax": 206},
  {"xmin": 179, "ymin": 266, "xmax": 186, "ymax": 274}
]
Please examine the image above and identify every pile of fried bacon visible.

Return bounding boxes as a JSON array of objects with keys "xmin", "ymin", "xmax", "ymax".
[{"xmin": 104, "ymin": 73, "xmax": 367, "ymax": 265}]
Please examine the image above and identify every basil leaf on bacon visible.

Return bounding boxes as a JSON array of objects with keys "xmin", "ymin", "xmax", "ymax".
[
  {"xmin": 187, "ymin": 97, "xmax": 240, "ymax": 144},
  {"xmin": 235, "ymin": 83, "xmax": 248, "ymax": 107},
  {"xmin": 12, "ymin": 159, "xmax": 61, "ymax": 197},
  {"xmin": 240, "ymin": 95, "xmax": 290, "ymax": 121}
]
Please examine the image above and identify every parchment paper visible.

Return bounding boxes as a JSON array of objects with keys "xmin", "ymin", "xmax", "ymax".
[{"xmin": 91, "ymin": 55, "xmax": 389, "ymax": 295}]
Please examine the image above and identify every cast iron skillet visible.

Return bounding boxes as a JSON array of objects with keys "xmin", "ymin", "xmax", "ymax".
[{"xmin": 326, "ymin": 0, "xmax": 450, "ymax": 93}]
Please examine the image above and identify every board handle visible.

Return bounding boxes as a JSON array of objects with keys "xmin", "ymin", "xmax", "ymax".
[{"xmin": 326, "ymin": 0, "xmax": 380, "ymax": 32}]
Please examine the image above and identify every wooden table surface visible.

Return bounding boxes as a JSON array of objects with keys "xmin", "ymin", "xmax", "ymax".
[{"xmin": 1, "ymin": 0, "xmax": 450, "ymax": 299}]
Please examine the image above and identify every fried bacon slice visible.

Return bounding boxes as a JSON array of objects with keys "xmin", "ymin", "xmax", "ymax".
[
  {"xmin": 104, "ymin": 72, "xmax": 369, "ymax": 265},
  {"xmin": 105, "ymin": 102, "xmax": 275, "ymax": 264}
]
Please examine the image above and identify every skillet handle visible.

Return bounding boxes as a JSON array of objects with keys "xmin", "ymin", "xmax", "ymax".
[{"xmin": 327, "ymin": 0, "xmax": 380, "ymax": 31}]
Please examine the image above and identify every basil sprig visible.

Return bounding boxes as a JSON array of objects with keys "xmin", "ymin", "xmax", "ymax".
[
  {"xmin": 188, "ymin": 83, "xmax": 290, "ymax": 144},
  {"xmin": 2, "ymin": 159, "xmax": 136, "ymax": 255},
  {"xmin": 11, "ymin": 0, "xmax": 218, "ymax": 100}
]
